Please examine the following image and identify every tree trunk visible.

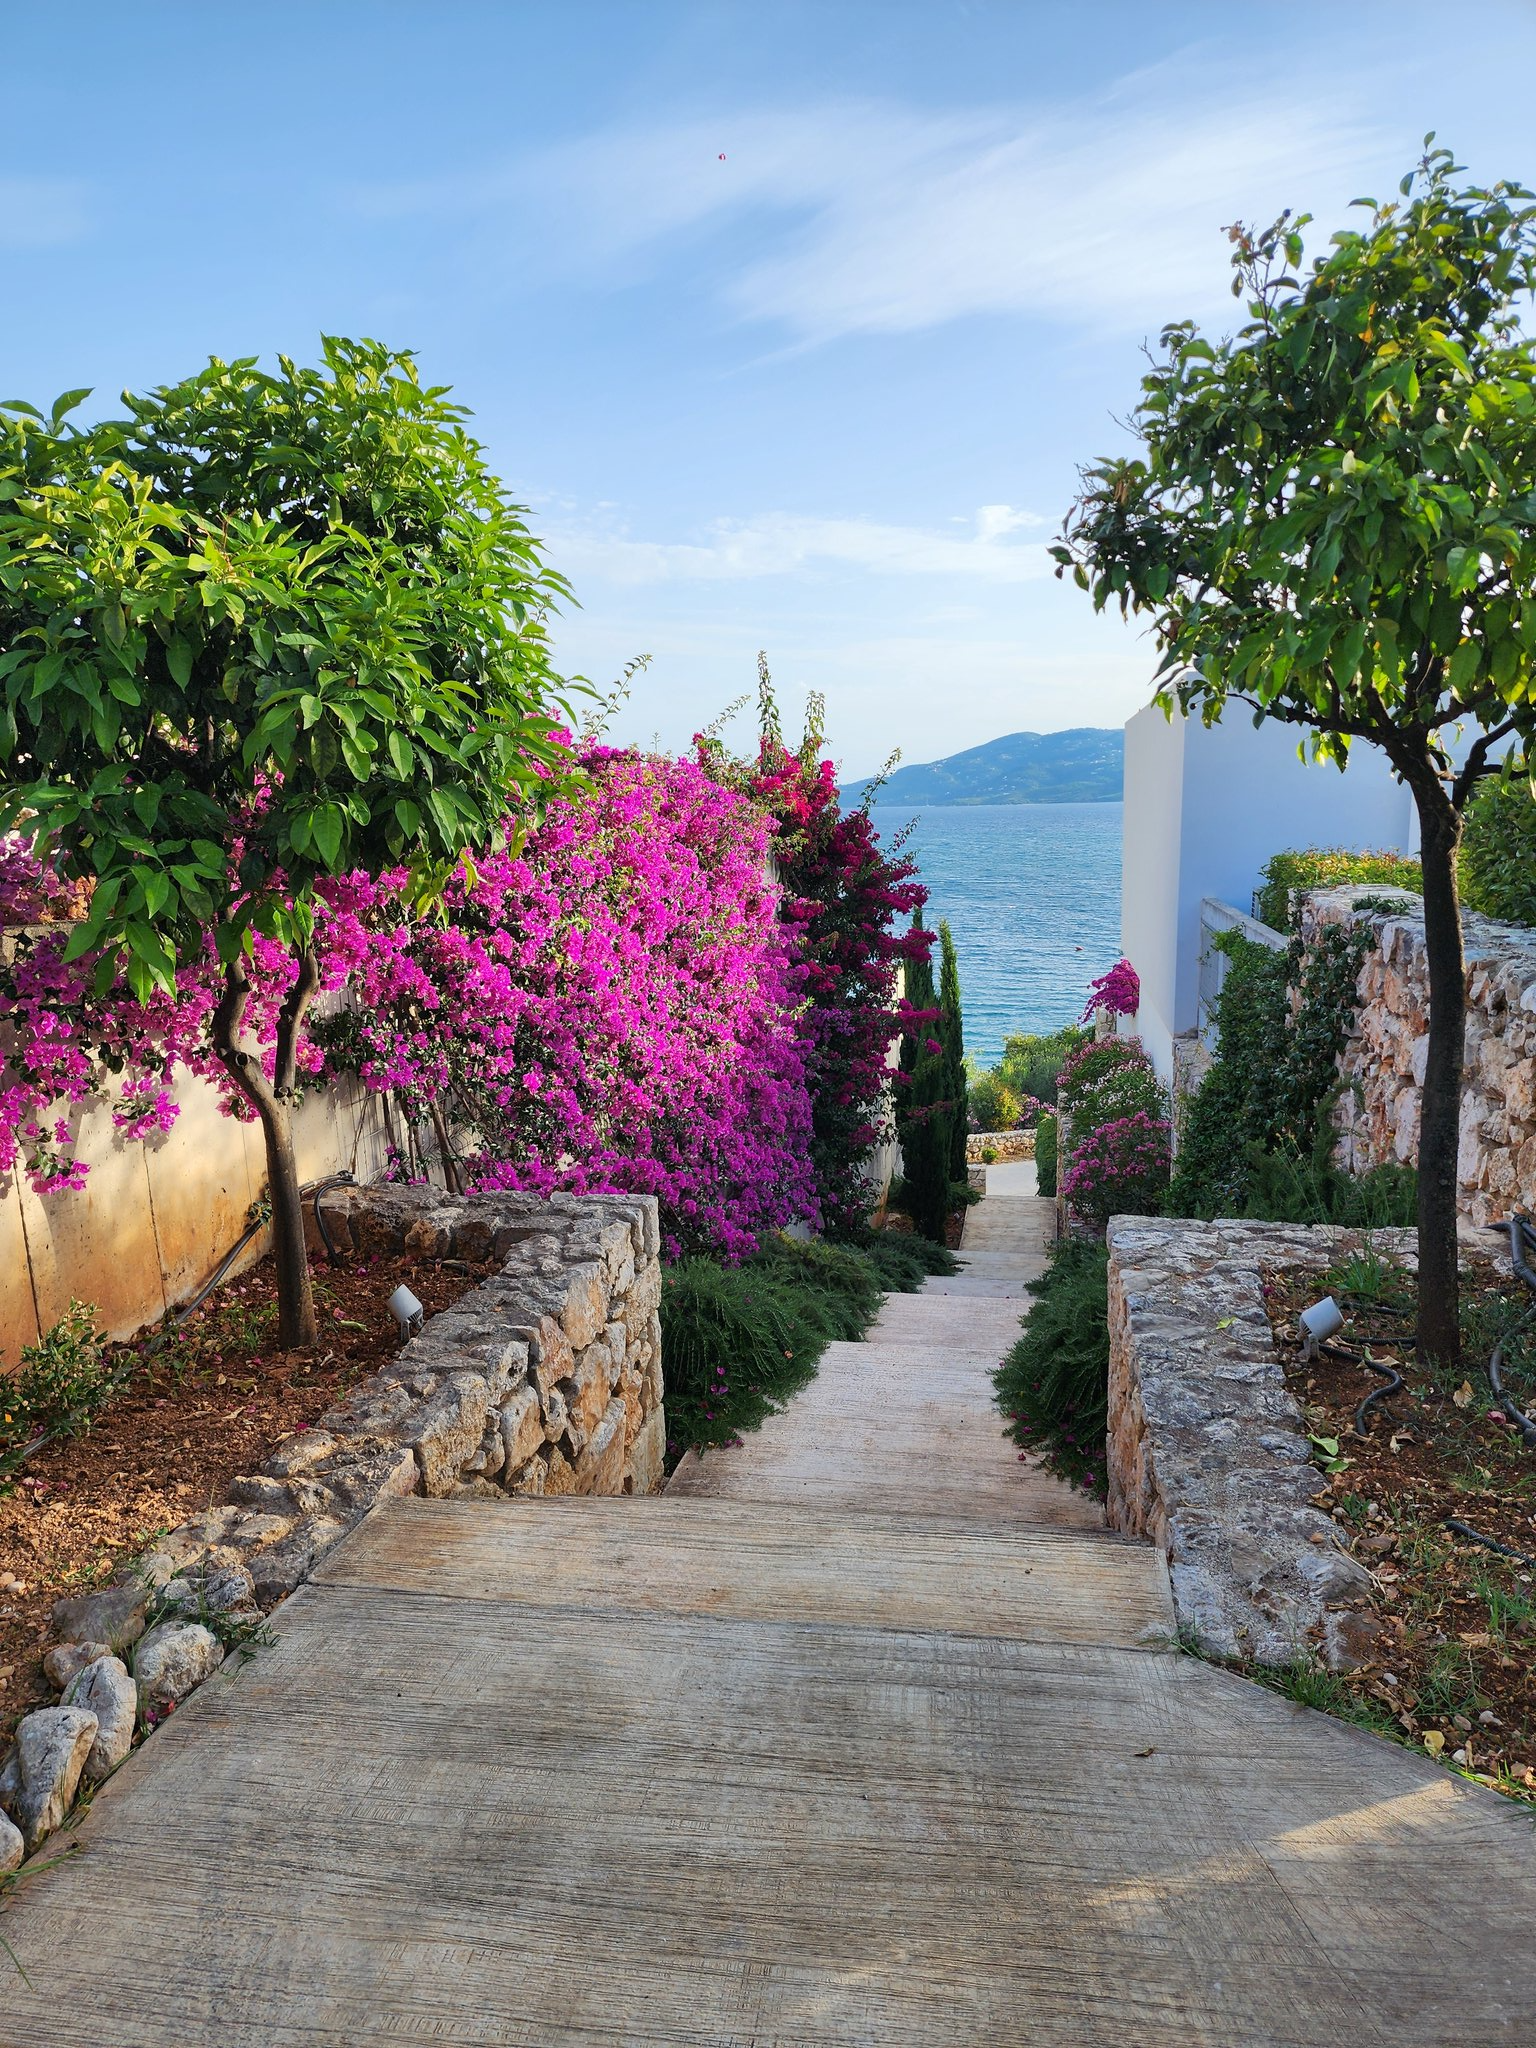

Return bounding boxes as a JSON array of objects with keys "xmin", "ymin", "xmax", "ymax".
[
  {"xmin": 211, "ymin": 944, "xmax": 322, "ymax": 1351},
  {"xmin": 1407, "ymin": 770, "xmax": 1466, "ymax": 1369}
]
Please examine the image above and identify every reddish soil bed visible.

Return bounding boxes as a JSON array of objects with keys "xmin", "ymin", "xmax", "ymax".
[
  {"xmin": 1265, "ymin": 1255, "xmax": 1536, "ymax": 1804},
  {"xmin": 0, "ymin": 1247, "xmax": 489, "ymax": 1748}
]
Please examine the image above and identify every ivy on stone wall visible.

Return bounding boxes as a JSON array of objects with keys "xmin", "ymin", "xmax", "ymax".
[{"xmin": 1169, "ymin": 920, "xmax": 1416, "ymax": 1224}]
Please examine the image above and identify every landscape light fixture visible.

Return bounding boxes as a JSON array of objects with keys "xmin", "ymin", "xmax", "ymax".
[
  {"xmin": 1297, "ymin": 1294, "xmax": 1343, "ymax": 1362},
  {"xmin": 388, "ymin": 1283, "xmax": 425, "ymax": 1340}
]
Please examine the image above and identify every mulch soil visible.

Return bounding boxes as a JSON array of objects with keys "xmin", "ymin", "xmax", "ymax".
[
  {"xmin": 0, "ymin": 1247, "xmax": 489, "ymax": 1750},
  {"xmin": 1265, "ymin": 1254, "xmax": 1536, "ymax": 1804}
]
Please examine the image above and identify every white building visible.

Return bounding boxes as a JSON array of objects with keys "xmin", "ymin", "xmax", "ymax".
[{"xmin": 1121, "ymin": 705, "xmax": 1418, "ymax": 1081}]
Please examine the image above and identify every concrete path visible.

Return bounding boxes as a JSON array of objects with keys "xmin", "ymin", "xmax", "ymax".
[{"xmin": 4, "ymin": 1181, "xmax": 1536, "ymax": 2043}]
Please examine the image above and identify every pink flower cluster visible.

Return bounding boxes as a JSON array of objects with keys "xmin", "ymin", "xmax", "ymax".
[
  {"xmin": 0, "ymin": 741, "xmax": 926, "ymax": 1258},
  {"xmin": 1058, "ymin": 1110, "xmax": 1171, "ymax": 1227},
  {"xmin": 1080, "ymin": 957, "xmax": 1141, "ymax": 1024},
  {"xmin": 315, "ymin": 748, "xmax": 819, "ymax": 1257}
]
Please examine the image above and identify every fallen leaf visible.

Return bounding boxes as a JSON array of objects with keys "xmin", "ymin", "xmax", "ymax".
[
  {"xmin": 1134, "ymin": 1746, "xmax": 1157, "ymax": 1758},
  {"xmin": 1453, "ymin": 1381, "xmax": 1474, "ymax": 1409},
  {"xmin": 1424, "ymin": 1730, "xmax": 1446, "ymax": 1757},
  {"xmin": 1460, "ymin": 1631, "xmax": 1493, "ymax": 1648},
  {"xmin": 1216, "ymin": 1317, "xmax": 1236, "ymax": 1331}
]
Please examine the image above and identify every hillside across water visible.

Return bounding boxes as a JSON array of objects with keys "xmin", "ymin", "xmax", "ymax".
[{"xmin": 841, "ymin": 727, "xmax": 1122, "ymax": 807}]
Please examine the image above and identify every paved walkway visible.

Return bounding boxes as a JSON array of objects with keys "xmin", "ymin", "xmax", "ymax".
[{"xmin": 5, "ymin": 1180, "xmax": 1536, "ymax": 2043}]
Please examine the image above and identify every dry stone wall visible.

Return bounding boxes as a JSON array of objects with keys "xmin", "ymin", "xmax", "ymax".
[
  {"xmin": 1106, "ymin": 1215, "xmax": 1382, "ymax": 1668},
  {"xmin": 1300, "ymin": 886, "xmax": 1536, "ymax": 1226},
  {"xmin": 965, "ymin": 1130, "xmax": 1036, "ymax": 1163},
  {"xmin": 1, "ymin": 1187, "xmax": 664, "ymax": 1869}
]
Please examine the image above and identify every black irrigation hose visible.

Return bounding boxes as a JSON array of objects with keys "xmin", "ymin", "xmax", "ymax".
[
  {"xmin": 1354, "ymin": 1350, "xmax": 1409, "ymax": 1439},
  {"xmin": 7, "ymin": 1170, "xmax": 359, "ymax": 1477},
  {"xmin": 1489, "ymin": 1216, "xmax": 1536, "ymax": 1450},
  {"xmin": 1443, "ymin": 1517, "xmax": 1536, "ymax": 1570}
]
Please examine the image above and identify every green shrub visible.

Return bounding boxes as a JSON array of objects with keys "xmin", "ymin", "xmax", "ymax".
[
  {"xmin": 1035, "ymin": 1111, "xmax": 1058, "ymax": 1195},
  {"xmin": 993, "ymin": 1238, "xmax": 1108, "ymax": 1494},
  {"xmin": 1461, "ymin": 765, "xmax": 1536, "ymax": 927},
  {"xmin": 1255, "ymin": 847, "xmax": 1422, "ymax": 931},
  {"xmin": 1168, "ymin": 924, "xmax": 1417, "ymax": 1224},
  {"xmin": 998, "ymin": 1024, "xmax": 1089, "ymax": 1106},
  {"xmin": 1067, "ymin": 1060, "xmax": 1166, "ymax": 1137},
  {"xmin": 1056, "ymin": 1036, "xmax": 1153, "ymax": 1116},
  {"xmin": 0, "ymin": 1300, "xmax": 119, "ymax": 1479},
  {"xmin": 968, "ymin": 1071, "xmax": 1022, "ymax": 1132},
  {"xmin": 660, "ymin": 1232, "xmax": 957, "ymax": 1460}
]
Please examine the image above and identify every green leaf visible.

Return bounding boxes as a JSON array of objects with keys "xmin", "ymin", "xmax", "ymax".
[
  {"xmin": 166, "ymin": 636, "xmax": 194, "ymax": 690},
  {"xmin": 311, "ymin": 803, "xmax": 344, "ymax": 867},
  {"xmin": 387, "ymin": 730, "xmax": 414, "ymax": 780}
]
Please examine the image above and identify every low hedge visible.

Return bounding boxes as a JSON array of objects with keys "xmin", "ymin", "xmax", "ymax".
[
  {"xmin": 994, "ymin": 1237, "xmax": 1109, "ymax": 1496},
  {"xmin": 660, "ymin": 1229, "xmax": 957, "ymax": 1460},
  {"xmin": 1255, "ymin": 847, "xmax": 1422, "ymax": 931},
  {"xmin": 1461, "ymin": 767, "xmax": 1536, "ymax": 928}
]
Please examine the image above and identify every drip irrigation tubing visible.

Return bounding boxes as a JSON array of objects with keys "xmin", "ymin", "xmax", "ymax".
[
  {"xmin": 1353, "ymin": 1350, "xmax": 1409, "ymax": 1439},
  {"xmin": 1443, "ymin": 1517, "xmax": 1536, "ymax": 1570},
  {"xmin": 6, "ymin": 1170, "xmax": 357, "ymax": 1478}
]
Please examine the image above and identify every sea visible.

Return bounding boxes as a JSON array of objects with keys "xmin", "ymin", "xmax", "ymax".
[{"xmin": 868, "ymin": 801, "xmax": 1124, "ymax": 1069}]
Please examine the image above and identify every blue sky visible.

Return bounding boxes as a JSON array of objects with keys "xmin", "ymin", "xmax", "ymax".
[{"xmin": 8, "ymin": 1, "xmax": 1536, "ymax": 777}]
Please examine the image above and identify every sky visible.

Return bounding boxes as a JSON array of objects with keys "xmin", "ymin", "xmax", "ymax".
[{"xmin": 7, "ymin": 1, "xmax": 1536, "ymax": 778}]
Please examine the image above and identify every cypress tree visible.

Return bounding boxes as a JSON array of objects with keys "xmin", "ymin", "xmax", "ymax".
[
  {"xmin": 897, "ymin": 914, "xmax": 951, "ymax": 1242},
  {"xmin": 938, "ymin": 920, "xmax": 968, "ymax": 1184}
]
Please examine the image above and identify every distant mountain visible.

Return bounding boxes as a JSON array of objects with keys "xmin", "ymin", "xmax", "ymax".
[{"xmin": 840, "ymin": 727, "xmax": 1123, "ymax": 807}]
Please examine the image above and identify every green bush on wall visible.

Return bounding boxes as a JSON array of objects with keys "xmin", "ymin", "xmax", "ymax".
[
  {"xmin": 1034, "ymin": 1111, "xmax": 1058, "ymax": 1196},
  {"xmin": 1460, "ymin": 766, "xmax": 1536, "ymax": 928},
  {"xmin": 1255, "ymin": 847, "xmax": 1423, "ymax": 932}
]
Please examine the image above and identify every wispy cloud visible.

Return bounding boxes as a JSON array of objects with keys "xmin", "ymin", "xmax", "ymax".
[
  {"xmin": 353, "ymin": 68, "xmax": 1386, "ymax": 341},
  {"xmin": 540, "ymin": 503, "xmax": 1052, "ymax": 586},
  {"xmin": 0, "ymin": 176, "xmax": 90, "ymax": 248}
]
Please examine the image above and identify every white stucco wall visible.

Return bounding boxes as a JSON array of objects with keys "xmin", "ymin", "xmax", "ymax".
[{"xmin": 1121, "ymin": 705, "xmax": 1417, "ymax": 1080}]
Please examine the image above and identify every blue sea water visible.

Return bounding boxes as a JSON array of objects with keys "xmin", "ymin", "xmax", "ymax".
[{"xmin": 869, "ymin": 801, "xmax": 1124, "ymax": 1068}]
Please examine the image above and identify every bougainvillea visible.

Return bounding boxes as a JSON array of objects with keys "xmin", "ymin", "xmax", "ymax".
[
  {"xmin": 1, "ymin": 705, "xmax": 922, "ymax": 1257},
  {"xmin": 1080, "ymin": 957, "xmax": 1140, "ymax": 1024},
  {"xmin": 698, "ymin": 660, "xmax": 931, "ymax": 1236},
  {"xmin": 1, "ymin": 750, "xmax": 817, "ymax": 1258},
  {"xmin": 312, "ymin": 747, "xmax": 817, "ymax": 1257}
]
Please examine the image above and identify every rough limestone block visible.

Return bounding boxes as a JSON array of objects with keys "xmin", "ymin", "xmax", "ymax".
[
  {"xmin": 499, "ymin": 1385, "xmax": 543, "ymax": 1472},
  {"xmin": 561, "ymin": 1262, "xmax": 608, "ymax": 1351},
  {"xmin": 42, "ymin": 1641, "xmax": 111, "ymax": 1691},
  {"xmin": 133, "ymin": 1623, "xmax": 224, "ymax": 1709},
  {"xmin": 404, "ymin": 1372, "xmax": 493, "ymax": 1496},
  {"xmin": 577, "ymin": 1398, "xmax": 628, "ymax": 1496},
  {"xmin": 531, "ymin": 1314, "xmax": 575, "ymax": 1400},
  {"xmin": 625, "ymin": 1406, "xmax": 667, "ymax": 1497},
  {"xmin": 246, "ymin": 1518, "xmax": 349, "ymax": 1606},
  {"xmin": 10, "ymin": 1706, "xmax": 98, "ymax": 1850},
  {"xmin": 64, "ymin": 1656, "xmax": 137, "ymax": 1780},
  {"xmin": 50, "ymin": 1583, "xmax": 147, "ymax": 1655}
]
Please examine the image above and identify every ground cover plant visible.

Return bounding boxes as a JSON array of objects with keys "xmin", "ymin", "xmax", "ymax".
[
  {"xmin": 0, "ymin": 1245, "xmax": 490, "ymax": 1749},
  {"xmin": 1057, "ymin": 146, "xmax": 1536, "ymax": 1368},
  {"xmin": 1262, "ymin": 1243, "xmax": 1536, "ymax": 1802},
  {"xmin": 994, "ymin": 1237, "xmax": 1109, "ymax": 1496},
  {"xmin": 660, "ymin": 1229, "xmax": 956, "ymax": 1461}
]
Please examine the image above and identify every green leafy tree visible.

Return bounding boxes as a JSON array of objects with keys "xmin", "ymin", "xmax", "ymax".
[
  {"xmin": 1054, "ymin": 146, "xmax": 1536, "ymax": 1364},
  {"xmin": 0, "ymin": 339, "xmax": 577, "ymax": 1346},
  {"xmin": 937, "ymin": 919, "xmax": 969, "ymax": 1181}
]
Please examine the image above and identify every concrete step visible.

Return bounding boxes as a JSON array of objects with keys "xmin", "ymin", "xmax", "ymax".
[
  {"xmin": 667, "ymin": 1338, "xmax": 1097, "ymax": 1525},
  {"xmin": 316, "ymin": 1494, "xmax": 1176, "ymax": 1649}
]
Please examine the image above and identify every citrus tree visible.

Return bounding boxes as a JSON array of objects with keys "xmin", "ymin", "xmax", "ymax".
[
  {"xmin": 1054, "ymin": 146, "xmax": 1536, "ymax": 1365},
  {"xmin": 0, "ymin": 338, "xmax": 577, "ymax": 1346}
]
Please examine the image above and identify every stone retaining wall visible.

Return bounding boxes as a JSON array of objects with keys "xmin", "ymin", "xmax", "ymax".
[
  {"xmin": 1, "ymin": 1187, "xmax": 664, "ymax": 1870},
  {"xmin": 965, "ymin": 1129, "xmax": 1036, "ymax": 1162},
  {"xmin": 1300, "ymin": 885, "xmax": 1536, "ymax": 1227},
  {"xmin": 1105, "ymin": 1215, "xmax": 1382, "ymax": 1668}
]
